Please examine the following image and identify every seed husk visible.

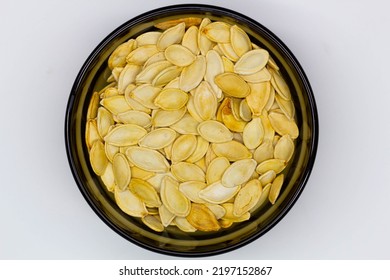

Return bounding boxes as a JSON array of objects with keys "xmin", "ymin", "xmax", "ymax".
[
  {"xmin": 221, "ymin": 203, "xmax": 250, "ymax": 222},
  {"xmin": 218, "ymin": 43, "xmax": 239, "ymax": 62},
  {"xmin": 268, "ymin": 112, "xmax": 299, "ymax": 139},
  {"xmin": 270, "ymin": 69, "xmax": 291, "ymax": 100},
  {"xmin": 171, "ymin": 162, "xmax": 205, "ymax": 182},
  {"xmin": 165, "ymin": 44, "xmax": 196, "ymax": 67},
  {"xmin": 130, "ymin": 166, "xmax": 155, "ymax": 180},
  {"xmin": 269, "ymin": 174, "xmax": 284, "ymax": 204},
  {"xmin": 243, "ymin": 117, "xmax": 264, "ymax": 149},
  {"xmin": 182, "ymin": 26, "xmax": 200, "ymax": 55},
  {"xmin": 112, "ymin": 153, "xmax": 131, "ymax": 191},
  {"xmin": 154, "ymin": 88, "xmax": 188, "ymax": 110},
  {"xmin": 114, "ymin": 187, "xmax": 147, "ymax": 218},
  {"xmin": 87, "ymin": 92, "xmax": 100, "ymax": 120},
  {"xmin": 126, "ymin": 45, "xmax": 159, "ymax": 65},
  {"xmin": 199, "ymin": 181, "xmax": 240, "ymax": 204},
  {"xmin": 97, "ymin": 107, "xmax": 114, "ymax": 138},
  {"xmin": 211, "ymin": 141, "xmax": 252, "ymax": 161},
  {"xmin": 234, "ymin": 49, "xmax": 269, "ymax": 75},
  {"xmin": 125, "ymin": 146, "xmax": 170, "ymax": 173},
  {"xmin": 90, "ymin": 140, "xmax": 108, "ymax": 176},
  {"xmin": 258, "ymin": 170, "xmax": 276, "ymax": 186},
  {"xmin": 186, "ymin": 203, "xmax": 221, "ymax": 232},
  {"xmin": 135, "ymin": 31, "xmax": 161, "ymax": 46},
  {"xmin": 86, "ymin": 119, "xmax": 101, "ymax": 150},
  {"xmin": 222, "ymin": 56, "xmax": 234, "ymax": 72},
  {"xmin": 157, "ymin": 22, "xmax": 186, "ymax": 51},
  {"xmin": 175, "ymin": 217, "xmax": 197, "ymax": 232},
  {"xmin": 230, "ymin": 25, "xmax": 251, "ymax": 57},
  {"xmin": 197, "ymin": 120, "xmax": 233, "ymax": 143},
  {"xmin": 152, "ymin": 65, "xmax": 183, "ymax": 87},
  {"xmin": 136, "ymin": 60, "xmax": 172, "ymax": 84},
  {"xmin": 274, "ymin": 135, "xmax": 295, "ymax": 161},
  {"xmin": 180, "ymin": 55, "xmax": 206, "ymax": 92},
  {"xmin": 215, "ymin": 72, "xmax": 250, "ymax": 98},
  {"xmin": 246, "ymin": 81, "xmax": 271, "ymax": 116},
  {"xmin": 129, "ymin": 178, "xmax": 161, "ymax": 208},
  {"xmin": 206, "ymin": 204, "xmax": 226, "ymax": 220},
  {"xmin": 253, "ymin": 138, "xmax": 273, "ymax": 165},
  {"xmin": 138, "ymin": 128, "xmax": 176, "ymax": 149},
  {"xmin": 221, "ymin": 159, "xmax": 257, "ymax": 188},
  {"xmin": 116, "ymin": 110, "xmax": 151, "ymax": 128},
  {"xmin": 239, "ymin": 99, "xmax": 252, "ymax": 121},
  {"xmin": 160, "ymin": 176, "xmax": 190, "ymax": 217},
  {"xmin": 171, "ymin": 134, "xmax": 197, "ymax": 163},
  {"xmin": 104, "ymin": 124, "xmax": 147, "ymax": 146},
  {"xmin": 198, "ymin": 18, "xmax": 214, "ymax": 56},
  {"xmin": 233, "ymin": 179, "xmax": 262, "ymax": 216},
  {"xmin": 202, "ymin": 21, "xmax": 231, "ymax": 43},
  {"xmin": 275, "ymin": 94, "xmax": 295, "ymax": 120},
  {"xmin": 193, "ymin": 81, "xmax": 218, "ymax": 120},
  {"xmin": 250, "ymin": 183, "xmax": 271, "ymax": 213},
  {"xmin": 152, "ymin": 107, "xmax": 186, "ymax": 127}
]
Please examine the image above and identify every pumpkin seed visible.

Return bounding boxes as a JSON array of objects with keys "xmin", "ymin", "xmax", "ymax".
[
  {"xmin": 179, "ymin": 55, "xmax": 206, "ymax": 92},
  {"xmin": 256, "ymin": 158, "xmax": 287, "ymax": 175},
  {"xmin": 270, "ymin": 69, "xmax": 291, "ymax": 100},
  {"xmin": 243, "ymin": 117, "xmax": 264, "ymax": 149},
  {"xmin": 186, "ymin": 136, "xmax": 209, "ymax": 163},
  {"xmin": 246, "ymin": 82, "xmax": 271, "ymax": 116},
  {"xmin": 198, "ymin": 18, "xmax": 213, "ymax": 56},
  {"xmin": 125, "ymin": 146, "xmax": 169, "ymax": 173},
  {"xmin": 258, "ymin": 170, "xmax": 276, "ymax": 186},
  {"xmin": 182, "ymin": 26, "xmax": 200, "ymax": 55},
  {"xmin": 186, "ymin": 203, "xmax": 220, "ymax": 231},
  {"xmin": 211, "ymin": 141, "xmax": 252, "ymax": 161},
  {"xmin": 205, "ymin": 50, "xmax": 224, "ymax": 98},
  {"xmin": 138, "ymin": 128, "xmax": 176, "ymax": 149},
  {"xmin": 114, "ymin": 186, "xmax": 147, "ymax": 218},
  {"xmin": 239, "ymin": 99, "xmax": 252, "ymax": 121},
  {"xmin": 100, "ymin": 95, "xmax": 132, "ymax": 115},
  {"xmin": 154, "ymin": 88, "xmax": 188, "ymax": 110},
  {"xmin": 129, "ymin": 178, "xmax": 161, "ymax": 208},
  {"xmin": 253, "ymin": 140, "xmax": 274, "ymax": 163},
  {"xmin": 152, "ymin": 65, "xmax": 182, "ymax": 87},
  {"xmin": 221, "ymin": 55, "xmax": 235, "ymax": 72},
  {"xmin": 275, "ymin": 94, "xmax": 295, "ymax": 120},
  {"xmin": 233, "ymin": 179, "xmax": 262, "ymax": 216},
  {"xmin": 221, "ymin": 159, "xmax": 257, "ymax": 188},
  {"xmin": 130, "ymin": 166, "xmax": 154, "ymax": 180},
  {"xmin": 218, "ymin": 43, "xmax": 239, "ymax": 62},
  {"xmin": 206, "ymin": 204, "xmax": 226, "ymax": 220},
  {"xmin": 135, "ymin": 60, "xmax": 171, "ymax": 84},
  {"xmin": 259, "ymin": 113, "xmax": 276, "ymax": 142},
  {"xmin": 206, "ymin": 157, "xmax": 230, "ymax": 184},
  {"xmin": 90, "ymin": 140, "xmax": 108, "ymax": 176},
  {"xmin": 215, "ymin": 72, "xmax": 250, "ymax": 98},
  {"xmin": 194, "ymin": 81, "xmax": 218, "ymax": 120},
  {"xmin": 159, "ymin": 205, "xmax": 175, "ymax": 227},
  {"xmin": 96, "ymin": 107, "xmax": 114, "ymax": 138},
  {"xmin": 221, "ymin": 203, "xmax": 250, "ymax": 222},
  {"xmin": 171, "ymin": 162, "xmax": 205, "ymax": 182},
  {"xmin": 101, "ymin": 162, "xmax": 115, "ymax": 192},
  {"xmin": 269, "ymin": 174, "xmax": 284, "ymax": 204},
  {"xmin": 170, "ymin": 113, "xmax": 199, "ymax": 135},
  {"xmin": 104, "ymin": 142, "xmax": 119, "ymax": 162},
  {"xmin": 202, "ymin": 21, "xmax": 231, "ymax": 43},
  {"xmin": 87, "ymin": 92, "xmax": 100, "ymax": 120},
  {"xmin": 116, "ymin": 110, "xmax": 151, "ymax": 128},
  {"xmin": 274, "ymin": 135, "xmax": 295, "ymax": 161},
  {"xmin": 165, "ymin": 44, "xmax": 196, "ymax": 67},
  {"xmin": 155, "ymin": 17, "xmax": 202, "ymax": 30},
  {"xmin": 152, "ymin": 107, "xmax": 186, "ymax": 127},
  {"xmin": 160, "ymin": 176, "xmax": 190, "ymax": 217},
  {"xmin": 157, "ymin": 22, "xmax": 186, "ymax": 51},
  {"xmin": 135, "ymin": 31, "xmax": 161, "ymax": 46},
  {"xmin": 142, "ymin": 215, "xmax": 164, "ymax": 232},
  {"xmin": 108, "ymin": 39, "xmax": 137, "ymax": 69},
  {"xmin": 221, "ymin": 99, "xmax": 247, "ymax": 132},
  {"xmin": 197, "ymin": 120, "xmax": 233, "ymax": 143},
  {"xmin": 268, "ymin": 112, "xmax": 299, "ymax": 139},
  {"xmin": 230, "ymin": 25, "xmax": 251, "ymax": 56},
  {"xmin": 112, "ymin": 153, "xmax": 131, "ymax": 190},
  {"xmin": 104, "ymin": 124, "xmax": 146, "ymax": 146},
  {"xmin": 186, "ymin": 95, "xmax": 204, "ymax": 123},
  {"xmin": 143, "ymin": 52, "xmax": 166, "ymax": 68},
  {"xmin": 86, "ymin": 119, "xmax": 101, "ymax": 150},
  {"xmin": 179, "ymin": 181, "xmax": 207, "ymax": 203},
  {"xmin": 250, "ymin": 183, "xmax": 271, "ymax": 213},
  {"xmin": 234, "ymin": 49, "xmax": 269, "ymax": 75},
  {"xmin": 171, "ymin": 134, "xmax": 197, "ymax": 163},
  {"xmin": 199, "ymin": 181, "xmax": 240, "ymax": 204}
]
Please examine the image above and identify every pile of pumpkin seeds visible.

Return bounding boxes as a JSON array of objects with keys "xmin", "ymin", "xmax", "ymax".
[{"xmin": 85, "ymin": 17, "xmax": 299, "ymax": 232}]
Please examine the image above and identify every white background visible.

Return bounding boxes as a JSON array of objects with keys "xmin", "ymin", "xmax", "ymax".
[{"xmin": 1, "ymin": 0, "xmax": 389, "ymax": 260}]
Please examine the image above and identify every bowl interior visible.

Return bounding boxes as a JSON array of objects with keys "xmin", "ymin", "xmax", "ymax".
[{"xmin": 65, "ymin": 4, "xmax": 318, "ymax": 257}]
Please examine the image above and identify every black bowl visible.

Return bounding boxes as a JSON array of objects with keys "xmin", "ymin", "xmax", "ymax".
[{"xmin": 65, "ymin": 4, "xmax": 318, "ymax": 257}]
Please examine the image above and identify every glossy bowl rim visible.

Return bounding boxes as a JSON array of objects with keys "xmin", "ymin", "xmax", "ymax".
[{"xmin": 64, "ymin": 3, "xmax": 319, "ymax": 257}]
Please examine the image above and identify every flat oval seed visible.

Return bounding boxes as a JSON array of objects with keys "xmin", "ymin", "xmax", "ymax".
[
  {"xmin": 221, "ymin": 203, "xmax": 250, "ymax": 222},
  {"xmin": 239, "ymin": 99, "xmax": 252, "ymax": 121},
  {"xmin": 197, "ymin": 120, "xmax": 233, "ymax": 143},
  {"xmin": 130, "ymin": 166, "xmax": 154, "ymax": 180},
  {"xmin": 268, "ymin": 112, "xmax": 299, "ymax": 139},
  {"xmin": 169, "ymin": 113, "xmax": 199, "ymax": 135},
  {"xmin": 221, "ymin": 100, "xmax": 247, "ymax": 132},
  {"xmin": 186, "ymin": 95, "xmax": 204, "ymax": 123},
  {"xmin": 126, "ymin": 45, "xmax": 159, "ymax": 65},
  {"xmin": 108, "ymin": 39, "xmax": 137, "ymax": 69},
  {"xmin": 243, "ymin": 117, "xmax": 264, "ymax": 149},
  {"xmin": 269, "ymin": 174, "xmax": 284, "ymax": 204},
  {"xmin": 87, "ymin": 92, "xmax": 100, "ymax": 119},
  {"xmin": 105, "ymin": 142, "xmax": 119, "ymax": 162},
  {"xmin": 86, "ymin": 119, "xmax": 101, "ymax": 150},
  {"xmin": 259, "ymin": 170, "xmax": 276, "ymax": 186},
  {"xmin": 116, "ymin": 110, "xmax": 151, "ymax": 128},
  {"xmin": 198, "ymin": 18, "xmax": 214, "ymax": 56},
  {"xmin": 125, "ymin": 147, "xmax": 169, "ymax": 173},
  {"xmin": 202, "ymin": 21, "xmax": 231, "ymax": 43},
  {"xmin": 206, "ymin": 157, "xmax": 230, "ymax": 184},
  {"xmin": 129, "ymin": 178, "xmax": 161, "ymax": 208},
  {"xmin": 175, "ymin": 217, "xmax": 197, "ymax": 232},
  {"xmin": 135, "ymin": 60, "xmax": 172, "ymax": 84},
  {"xmin": 270, "ymin": 69, "xmax": 291, "ymax": 100},
  {"xmin": 159, "ymin": 205, "xmax": 175, "ymax": 227},
  {"xmin": 186, "ymin": 203, "xmax": 221, "ymax": 232},
  {"xmin": 154, "ymin": 88, "xmax": 188, "ymax": 110},
  {"xmin": 194, "ymin": 81, "xmax": 217, "ymax": 120},
  {"xmin": 218, "ymin": 43, "xmax": 240, "ymax": 62},
  {"xmin": 204, "ymin": 50, "xmax": 224, "ymax": 98},
  {"xmin": 179, "ymin": 181, "xmax": 207, "ymax": 203},
  {"xmin": 206, "ymin": 204, "xmax": 226, "ymax": 220},
  {"xmin": 233, "ymin": 179, "xmax": 262, "ymax": 216},
  {"xmin": 241, "ymin": 67, "xmax": 271, "ymax": 83},
  {"xmin": 112, "ymin": 153, "xmax": 131, "ymax": 191},
  {"xmin": 211, "ymin": 141, "xmax": 252, "ymax": 161},
  {"xmin": 256, "ymin": 159, "xmax": 287, "ymax": 175},
  {"xmin": 234, "ymin": 49, "xmax": 269, "ymax": 75},
  {"xmin": 246, "ymin": 81, "xmax": 271, "ymax": 116},
  {"xmin": 155, "ymin": 17, "xmax": 202, "ymax": 30},
  {"xmin": 260, "ymin": 113, "xmax": 276, "ymax": 142},
  {"xmin": 275, "ymin": 94, "xmax": 295, "ymax": 120},
  {"xmin": 182, "ymin": 26, "xmax": 200, "ymax": 55},
  {"xmin": 135, "ymin": 31, "xmax": 161, "ymax": 46},
  {"xmin": 222, "ymin": 56, "xmax": 234, "ymax": 72},
  {"xmin": 199, "ymin": 181, "xmax": 240, "ymax": 204},
  {"xmin": 230, "ymin": 25, "xmax": 251, "ymax": 57},
  {"xmin": 152, "ymin": 107, "xmax": 187, "ymax": 127},
  {"xmin": 100, "ymin": 95, "xmax": 132, "ymax": 115},
  {"xmin": 250, "ymin": 183, "xmax": 271, "ymax": 213},
  {"xmin": 186, "ymin": 136, "xmax": 209, "ymax": 163},
  {"xmin": 143, "ymin": 52, "xmax": 166, "ymax": 68},
  {"xmin": 171, "ymin": 134, "xmax": 197, "ymax": 163},
  {"xmin": 160, "ymin": 176, "xmax": 190, "ymax": 217},
  {"xmin": 171, "ymin": 162, "xmax": 205, "ymax": 182},
  {"xmin": 253, "ymin": 140, "xmax": 274, "ymax": 164},
  {"xmin": 142, "ymin": 215, "xmax": 164, "ymax": 232},
  {"xmin": 274, "ymin": 135, "xmax": 295, "ymax": 161},
  {"xmin": 90, "ymin": 140, "xmax": 108, "ymax": 176},
  {"xmin": 221, "ymin": 159, "xmax": 257, "ymax": 188},
  {"xmin": 138, "ymin": 128, "xmax": 176, "ymax": 149},
  {"xmin": 157, "ymin": 22, "xmax": 186, "ymax": 51},
  {"xmin": 152, "ymin": 65, "xmax": 182, "ymax": 87},
  {"xmin": 180, "ymin": 55, "xmax": 206, "ymax": 92},
  {"xmin": 114, "ymin": 187, "xmax": 147, "ymax": 218},
  {"xmin": 215, "ymin": 72, "xmax": 250, "ymax": 98},
  {"xmin": 165, "ymin": 44, "xmax": 196, "ymax": 67},
  {"xmin": 101, "ymin": 163, "xmax": 115, "ymax": 192},
  {"xmin": 104, "ymin": 124, "xmax": 147, "ymax": 146}
]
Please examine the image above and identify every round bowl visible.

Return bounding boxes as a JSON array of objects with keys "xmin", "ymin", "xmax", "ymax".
[{"xmin": 65, "ymin": 4, "xmax": 318, "ymax": 257}]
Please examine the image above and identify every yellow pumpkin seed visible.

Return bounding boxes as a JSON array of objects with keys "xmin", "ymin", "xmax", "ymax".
[
  {"xmin": 125, "ymin": 146, "xmax": 169, "ymax": 173},
  {"xmin": 115, "ymin": 187, "xmax": 147, "ymax": 218},
  {"xmin": 108, "ymin": 39, "xmax": 137, "ymax": 69},
  {"xmin": 221, "ymin": 159, "xmax": 257, "ymax": 188},
  {"xmin": 175, "ymin": 217, "xmax": 197, "ymax": 232},
  {"xmin": 186, "ymin": 203, "xmax": 220, "ymax": 231},
  {"xmin": 135, "ymin": 31, "xmax": 161, "ymax": 46},
  {"xmin": 159, "ymin": 204, "xmax": 175, "ymax": 227},
  {"xmin": 100, "ymin": 162, "xmax": 115, "ymax": 192},
  {"xmin": 202, "ymin": 21, "xmax": 231, "ymax": 43},
  {"xmin": 197, "ymin": 120, "xmax": 233, "ymax": 143},
  {"xmin": 170, "ymin": 113, "xmax": 199, "ymax": 135},
  {"xmin": 205, "ymin": 204, "xmax": 226, "ymax": 220},
  {"xmin": 215, "ymin": 72, "xmax": 250, "ymax": 98},
  {"xmin": 142, "ymin": 215, "xmax": 164, "ymax": 232},
  {"xmin": 258, "ymin": 170, "xmax": 276, "ymax": 186},
  {"xmin": 269, "ymin": 174, "xmax": 284, "ymax": 204},
  {"xmin": 186, "ymin": 94, "xmax": 204, "ymax": 123},
  {"xmin": 221, "ymin": 203, "xmax": 250, "ymax": 222},
  {"xmin": 246, "ymin": 81, "xmax": 271, "ymax": 116},
  {"xmin": 116, "ymin": 110, "xmax": 151, "ymax": 128},
  {"xmin": 274, "ymin": 135, "xmax": 295, "ymax": 161},
  {"xmin": 165, "ymin": 44, "xmax": 196, "ymax": 67},
  {"xmin": 100, "ymin": 95, "xmax": 132, "ymax": 115},
  {"xmin": 130, "ymin": 166, "xmax": 154, "ymax": 180},
  {"xmin": 160, "ymin": 176, "xmax": 190, "ymax": 217},
  {"xmin": 206, "ymin": 157, "xmax": 230, "ymax": 184},
  {"xmin": 104, "ymin": 124, "xmax": 146, "ymax": 146},
  {"xmin": 129, "ymin": 178, "xmax": 161, "ymax": 208},
  {"xmin": 239, "ymin": 99, "xmax": 252, "ymax": 121},
  {"xmin": 233, "ymin": 179, "xmax": 262, "ymax": 216},
  {"xmin": 230, "ymin": 25, "xmax": 251, "ymax": 57},
  {"xmin": 268, "ymin": 112, "xmax": 299, "ymax": 139},
  {"xmin": 186, "ymin": 136, "xmax": 209, "ymax": 163},
  {"xmin": 250, "ymin": 183, "xmax": 271, "ymax": 213},
  {"xmin": 96, "ymin": 107, "xmax": 114, "ymax": 138},
  {"xmin": 178, "ymin": 181, "xmax": 207, "ymax": 203},
  {"xmin": 193, "ymin": 81, "xmax": 217, "ymax": 120},
  {"xmin": 211, "ymin": 141, "xmax": 252, "ymax": 161},
  {"xmin": 154, "ymin": 17, "xmax": 202, "ymax": 30},
  {"xmin": 154, "ymin": 88, "xmax": 188, "ymax": 110},
  {"xmin": 198, "ymin": 18, "xmax": 214, "ymax": 56},
  {"xmin": 138, "ymin": 128, "xmax": 176, "ymax": 149},
  {"xmin": 135, "ymin": 60, "xmax": 172, "ymax": 84},
  {"xmin": 152, "ymin": 107, "xmax": 186, "ymax": 127},
  {"xmin": 157, "ymin": 22, "xmax": 186, "ymax": 51},
  {"xmin": 86, "ymin": 119, "xmax": 101, "ymax": 150},
  {"xmin": 270, "ymin": 69, "xmax": 291, "ymax": 100},
  {"xmin": 112, "ymin": 153, "xmax": 131, "ymax": 191},
  {"xmin": 143, "ymin": 52, "xmax": 166, "ymax": 68},
  {"xmin": 204, "ymin": 50, "xmax": 224, "ymax": 98},
  {"xmin": 179, "ymin": 55, "xmax": 206, "ymax": 92},
  {"xmin": 221, "ymin": 55, "xmax": 235, "ymax": 72},
  {"xmin": 171, "ymin": 134, "xmax": 197, "ymax": 163},
  {"xmin": 256, "ymin": 158, "xmax": 287, "ymax": 175},
  {"xmin": 171, "ymin": 162, "xmax": 205, "ymax": 182},
  {"xmin": 218, "ymin": 43, "xmax": 239, "ymax": 62},
  {"xmin": 275, "ymin": 94, "xmax": 295, "ymax": 120},
  {"xmin": 234, "ymin": 49, "xmax": 269, "ymax": 75},
  {"xmin": 199, "ymin": 181, "xmax": 240, "ymax": 204},
  {"xmin": 152, "ymin": 65, "xmax": 183, "ymax": 87},
  {"xmin": 253, "ymin": 140, "xmax": 274, "ymax": 163},
  {"xmin": 182, "ymin": 25, "xmax": 200, "ymax": 55},
  {"xmin": 89, "ymin": 140, "xmax": 108, "ymax": 176},
  {"xmin": 243, "ymin": 117, "xmax": 264, "ymax": 149},
  {"xmin": 87, "ymin": 92, "xmax": 100, "ymax": 119}
]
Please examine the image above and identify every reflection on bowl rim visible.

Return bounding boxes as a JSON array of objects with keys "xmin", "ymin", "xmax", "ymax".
[{"xmin": 65, "ymin": 4, "xmax": 319, "ymax": 257}]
